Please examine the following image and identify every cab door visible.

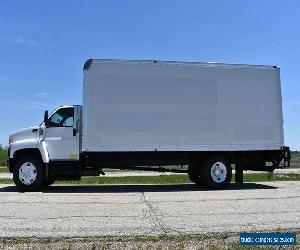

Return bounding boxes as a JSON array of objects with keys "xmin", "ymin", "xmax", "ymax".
[{"xmin": 44, "ymin": 106, "xmax": 79, "ymax": 160}]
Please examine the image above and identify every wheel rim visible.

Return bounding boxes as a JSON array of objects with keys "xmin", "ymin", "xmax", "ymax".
[
  {"xmin": 210, "ymin": 162, "xmax": 227, "ymax": 183},
  {"xmin": 19, "ymin": 162, "xmax": 37, "ymax": 185}
]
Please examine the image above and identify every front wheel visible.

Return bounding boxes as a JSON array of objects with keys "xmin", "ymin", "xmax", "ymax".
[
  {"xmin": 13, "ymin": 156, "xmax": 44, "ymax": 192},
  {"xmin": 201, "ymin": 157, "xmax": 232, "ymax": 189}
]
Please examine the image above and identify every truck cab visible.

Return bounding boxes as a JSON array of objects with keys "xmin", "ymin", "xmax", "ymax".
[{"xmin": 8, "ymin": 105, "xmax": 82, "ymax": 191}]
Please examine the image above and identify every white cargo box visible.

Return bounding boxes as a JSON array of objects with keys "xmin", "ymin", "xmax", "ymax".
[{"xmin": 82, "ymin": 59, "xmax": 284, "ymax": 152}]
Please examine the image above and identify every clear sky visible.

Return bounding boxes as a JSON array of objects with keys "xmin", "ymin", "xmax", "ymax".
[{"xmin": 0, "ymin": 1, "xmax": 299, "ymax": 149}]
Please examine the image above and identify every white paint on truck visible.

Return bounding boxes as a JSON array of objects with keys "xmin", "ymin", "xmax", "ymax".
[{"xmin": 83, "ymin": 60, "xmax": 284, "ymax": 152}]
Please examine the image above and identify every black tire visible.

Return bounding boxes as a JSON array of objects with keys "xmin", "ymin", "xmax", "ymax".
[
  {"xmin": 13, "ymin": 155, "xmax": 44, "ymax": 192},
  {"xmin": 43, "ymin": 178, "xmax": 55, "ymax": 187},
  {"xmin": 200, "ymin": 156, "xmax": 232, "ymax": 189},
  {"xmin": 188, "ymin": 164, "xmax": 203, "ymax": 185}
]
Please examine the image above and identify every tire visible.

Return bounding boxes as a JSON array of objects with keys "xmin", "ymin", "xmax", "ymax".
[
  {"xmin": 13, "ymin": 155, "xmax": 44, "ymax": 192},
  {"xmin": 188, "ymin": 164, "xmax": 203, "ymax": 185},
  {"xmin": 201, "ymin": 156, "xmax": 232, "ymax": 189}
]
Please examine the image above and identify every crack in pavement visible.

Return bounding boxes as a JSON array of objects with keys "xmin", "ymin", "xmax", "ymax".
[{"xmin": 140, "ymin": 192, "xmax": 180, "ymax": 235}]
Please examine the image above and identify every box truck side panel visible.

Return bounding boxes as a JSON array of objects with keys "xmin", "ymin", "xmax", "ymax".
[{"xmin": 82, "ymin": 60, "xmax": 283, "ymax": 152}]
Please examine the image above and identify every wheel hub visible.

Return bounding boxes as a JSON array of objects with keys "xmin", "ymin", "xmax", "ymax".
[
  {"xmin": 19, "ymin": 162, "xmax": 37, "ymax": 185},
  {"xmin": 211, "ymin": 162, "xmax": 227, "ymax": 183}
]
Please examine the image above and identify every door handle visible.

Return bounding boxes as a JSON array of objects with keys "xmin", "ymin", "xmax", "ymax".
[{"xmin": 73, "ymin": 128, "xmax": 77, "ymax": 136}]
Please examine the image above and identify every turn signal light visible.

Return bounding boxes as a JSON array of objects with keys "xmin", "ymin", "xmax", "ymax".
[{"xmin": 8, "ymin": 136, "xmax": 13, "ymax": 144}]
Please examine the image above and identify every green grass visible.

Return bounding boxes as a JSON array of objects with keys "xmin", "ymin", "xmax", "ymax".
[
  {"xmin": 0, "ymin": 231, "xmax": 299, "ymax": 249},
  {"xmin": 291, "ymin": 152, "xmax": 300, "ymax": 168},
  {"xmin": 0, "ymin": 167, "xmax": 8, "ymax": 173},
  {"xmin": 63, "ymin": 174, "xmax": 190, "ymax": 184},
  {"xmin": 0, "ymin": 179, "xmax": 13, "ymax": 184},
  {"xmin": 243, "ymin": 173, "xmax": 300, "ymax": 182},
  {"xmin": 0, "ymin": 149, "xmax": 7, "ymax": 167},
  {"xmin": 0, "ymin": 173, "xmax": 299, "ymax": 185}
]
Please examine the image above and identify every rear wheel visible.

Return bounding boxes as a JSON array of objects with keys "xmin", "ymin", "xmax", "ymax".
[
  {"xmin": 201, "ymin": 157, "xmax": 232, "ymax": 189},
  {"xmin": 13, "ymin": 155, "xmax": 44, "ymax": 192}
]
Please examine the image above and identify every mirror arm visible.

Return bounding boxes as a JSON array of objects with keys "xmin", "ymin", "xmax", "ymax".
[{"xmin": 44, "ymin": 110, "xmax": 49, "ymax": 127}]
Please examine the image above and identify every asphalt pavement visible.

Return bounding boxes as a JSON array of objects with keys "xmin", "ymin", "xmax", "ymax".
[{"xmin": 0, "ymin": 181, "xmax": 299, "ymax": 237}]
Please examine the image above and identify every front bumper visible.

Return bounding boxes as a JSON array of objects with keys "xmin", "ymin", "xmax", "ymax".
[{"xmin": 7, "ymin": 146, "xmax": 14, "ymax": 173}]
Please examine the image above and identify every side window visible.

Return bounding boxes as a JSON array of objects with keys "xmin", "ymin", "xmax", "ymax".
[
  {"xmin": 63, "ymin": 117, "xmax": 74, "ymax": 127},
  {"xmin": 49, "ymin": 107, "xmax": 74, "ymax": 127}
]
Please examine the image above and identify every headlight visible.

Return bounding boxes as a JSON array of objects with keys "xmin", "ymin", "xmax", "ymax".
[{"xmin": 8, "ymin": 136, "xmax": 13, "ymax": 144}]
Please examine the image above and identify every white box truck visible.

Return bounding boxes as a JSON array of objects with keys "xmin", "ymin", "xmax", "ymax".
[{"xmin": 8, "ymin": 59, "xmax": 291, "ymax": 191}]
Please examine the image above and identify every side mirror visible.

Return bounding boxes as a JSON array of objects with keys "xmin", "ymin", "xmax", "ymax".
[{"xmin": 44, "ymin": 110, "xmax": 49, "ymax": 127}]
